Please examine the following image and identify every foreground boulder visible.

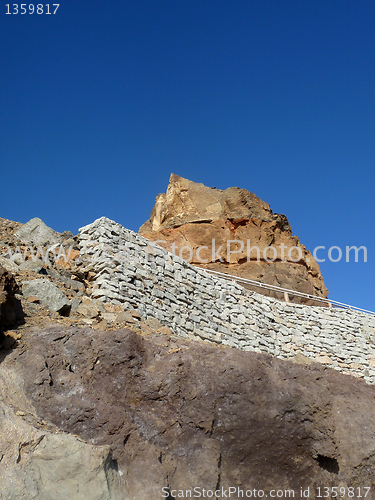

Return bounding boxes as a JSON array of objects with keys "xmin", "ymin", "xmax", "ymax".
[
  {"xmin": 140, "ymin": 174, "xmax": 328, "ymax": 303},
  {"xmin": 4, "ymin": 324, "xmax": 374, "ymax": 498}
]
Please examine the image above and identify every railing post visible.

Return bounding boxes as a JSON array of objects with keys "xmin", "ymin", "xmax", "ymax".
[{"xmin": 283, "ymin": 292, "xmax": 289, "ymax": 302}]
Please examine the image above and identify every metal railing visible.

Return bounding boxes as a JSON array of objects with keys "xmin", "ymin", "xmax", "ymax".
[{"xmin": 196, "ymin": 267, "xmax": 375, "ymax": 316}]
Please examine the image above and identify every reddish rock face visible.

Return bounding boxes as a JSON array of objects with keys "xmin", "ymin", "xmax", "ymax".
[
  {"xmin": 139, "ymin": 174, "xmax": 328, "ymax": 303},
  {"xmin": 15, "ymin": 325, "xmax": 375, "ymax": 499}
]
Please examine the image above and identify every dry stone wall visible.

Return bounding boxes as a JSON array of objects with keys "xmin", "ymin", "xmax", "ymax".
[{"xmin": 79, "ymin": 217, "xmax": 375, "ymax": 384}]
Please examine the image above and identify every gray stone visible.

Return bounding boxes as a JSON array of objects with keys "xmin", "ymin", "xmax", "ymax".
[
  {"xmin": 22, "ymin": 279, "xmax": 71, "ymax": 315},
  {"xmin": 15, "ymin": 217, "xmax": 62, "ymax": 247},
  {"xmin": 12, "ymin": 254, "xmax": 24, "ymax": 265},
  {"xmin": 0, "ymin": 256, "xmax": 19, "ymax": 273},
  {"xmin": 19, "ymin": 258, "xmax": 46, "ymax": 273},
  {"xmin": 70, "ymin": 297, "xmax": 82, "ymax": 315}
]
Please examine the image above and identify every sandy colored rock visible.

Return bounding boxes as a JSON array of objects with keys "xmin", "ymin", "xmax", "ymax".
[
  {"xmin": 315, "ymin": 354, "xmax": 334, "ymax": 365},
  {"xmin": 76, "ymin": 297, "xmax": 101, "ymax": 319},
  {"xmin": 116, "ymin": 311, "xmax": 135, "ymax": 323},
  {"xmin": 140, "ymin": 174, "xmax": 328, "ymax": 304}
]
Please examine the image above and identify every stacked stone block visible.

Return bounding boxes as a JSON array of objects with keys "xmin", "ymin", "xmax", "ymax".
[{"xmin": 79, "ymin": 217, "xmax": 375, "ymax": 384}]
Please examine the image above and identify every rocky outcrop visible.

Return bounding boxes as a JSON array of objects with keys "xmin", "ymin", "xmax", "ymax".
[
  {"xmin": 0, "ymin": 211, "xmax": 374, "ymax": 498},
  {"xmin": 3, "ymin": 324, "xmax": 374, "ymax": 499},
  {"xmin": 0, "ymin": 266, "xmax": 23, "ymax": 331},
  {"xmin": 139, "ymin": 174, "xmax": 328, "ymax": 302}
]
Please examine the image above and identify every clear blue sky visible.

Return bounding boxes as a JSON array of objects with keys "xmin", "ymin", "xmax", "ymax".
[{"xmin": 2, "ymin": 1, "xmax": 374, "ymax": 311}]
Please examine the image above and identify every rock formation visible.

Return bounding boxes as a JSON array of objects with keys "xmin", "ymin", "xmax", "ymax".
[
  {"xmin": 0, "ymin": 211, "xmax": 373, "ymax": 499},
  {"xmin": 139, "ymin": 174, "xmax": 328, "ymax": 303},
  {"xmin": 1, "ymin": 324, "xmax": 374, "ymax": 499}
]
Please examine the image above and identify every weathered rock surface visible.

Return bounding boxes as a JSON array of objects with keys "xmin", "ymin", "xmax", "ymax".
[
  {"xmin": 140, "ymin": 174, "xmax": 328, "ymax": 302},
  {"xmin": 0, "ymin": 256, "xmax": 19, "ymax": 273},
  {"xmin": 19, "ymin": 257, "xmax": 46, "ymax": 273},
  {"xmin": 0, "ymin": 266, "xmax": 23, "ymax": 331},
  {"xmin": 0, "ymin": 353, "xmax": 123, "ymax": 500},
  {"xmin": 22, "ymin": 278, "xmax": 71, "ymax": 315},
  {"xmin": 14, "ymin": 217, "xmax": 62, "ymax": 247},
  {"xmin": 5, "ymin": 324, "xmax": 374, "ymax": 499}
]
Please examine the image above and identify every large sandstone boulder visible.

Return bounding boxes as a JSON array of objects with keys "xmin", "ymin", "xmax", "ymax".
[
  {"xmin": 6, "ymin": 325, "xmax": 375, "ymax": 499},
  {"xmin": 140, "ymin": 174, "xmax": 328, "ymax": 303}
]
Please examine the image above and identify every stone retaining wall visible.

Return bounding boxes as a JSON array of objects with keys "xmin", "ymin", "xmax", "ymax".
[{"xmin": 79, "ymin": 217, "xmax": 375, "ymax": 384}]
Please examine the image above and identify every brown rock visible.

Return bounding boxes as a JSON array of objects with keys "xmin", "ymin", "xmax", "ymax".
[
  {"xmin": 157, "ymin": 326, "xmax": 173, "ymax": 336},
  {"xmin": 76, "ymin": 298, "xmax": 100, "ymax": 319},
  {"xmin": 9, "ymin": 325, "xmax": 375, "ymax": 498},
  {"xmin": 55, "ymin": 248, "xmax": 80, "ymax": 270},
  {"xmin": 116, "ymin": 311, "xmax": 136, "ymax": 323},
  {"xmin": 26, "ymin": 296, "xmax": 40, "ymax": 303},
  {"xmin": 139, "ymin": 174, "xmax": 328, "ymax": 304},
  {"xmin": 129, "ymin": 309, "xmax": 141, "ymax": 320}
]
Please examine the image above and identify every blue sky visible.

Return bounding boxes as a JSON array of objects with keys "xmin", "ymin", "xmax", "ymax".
[{"xmin": 1, "ymin": 1, "xmax": 374, "ymax": 311}]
